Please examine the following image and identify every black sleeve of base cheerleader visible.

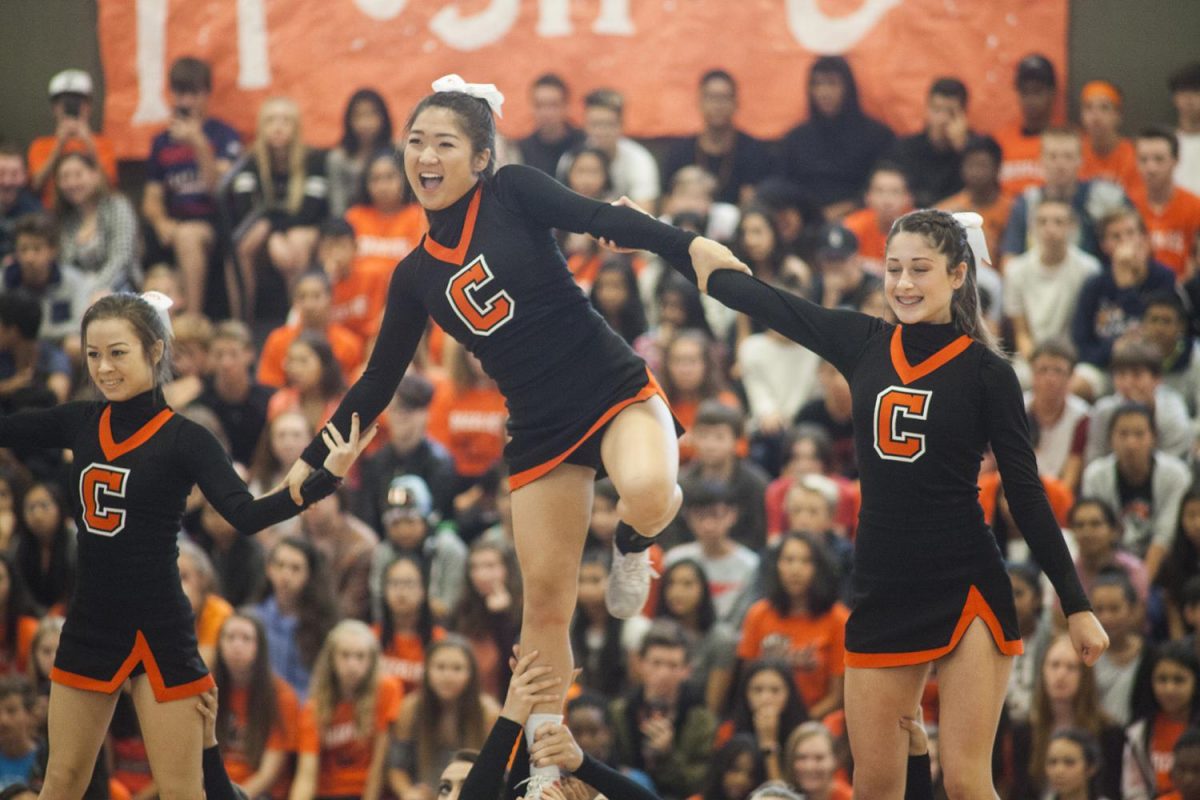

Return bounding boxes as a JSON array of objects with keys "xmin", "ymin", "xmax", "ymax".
[
  {"xmin": 707, "ymin": 268, "xmax": 885, "ymax": 376},
  {"xmin": 981, "ymin": 352, "xmax": 1091, "ymax": 615},
  {"xmin": 0, "ymin": 401, "xmax": 90, "ymax": 451},
  {"xmin": 459, "ymin": 716, "xmax": 524, "ymax": 800},
  {"xmin": 492, "ymin": 164, "xmax": 700, "ymax": 283},
  {"xmin": 301, "ymin": 257, "xmax": 428, "ymax": 467},
  {"xmin": 202, "ymin": 746, "xmax": 238, "ymax": 800},
  {"xmin": 574, "ymin": 754, "xmax": 662, "ymax": 800},
  {"xmin": 905, "ymin": 754, "xmax": 933, "ymax": 800}
]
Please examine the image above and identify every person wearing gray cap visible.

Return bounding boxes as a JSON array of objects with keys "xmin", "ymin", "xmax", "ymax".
[
  {"xmin": 367, "ymin": 473, "xmax": 466, "ymax": 622},
  {"xmin": 810, "ymin": 222, "xmax": 880, "ymax": 310},
  {"xmin": 27, "ymin": 69, "xmax": 118, "ymax": 205}
]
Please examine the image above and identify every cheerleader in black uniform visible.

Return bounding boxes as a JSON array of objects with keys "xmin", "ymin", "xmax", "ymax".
[
  {"xmin": 695, "ymin": 211, "xmax": 1109, "ymax": 798},
  {"xmin": 283, "ymin": 75, "xmax": 745, "ymax": 796},
  {"xmin": 0, "ymin": 293, "xmax": 370, "ymax": 800}
]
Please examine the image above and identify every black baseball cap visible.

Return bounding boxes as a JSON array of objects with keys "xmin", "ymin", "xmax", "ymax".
[
  {"xmin": 1015, "ymin": 54, "xmax": 1056, "ymax": 89},
  {"xmin": 816, "ymin": 223, "xmax": 859, "ymax": 261}
]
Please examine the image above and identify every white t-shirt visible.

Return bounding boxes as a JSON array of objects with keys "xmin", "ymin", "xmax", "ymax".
[
  {"xmin": 738, "ymin": 333, "xmax": 820, "ymax": 427},
  {"xmin": 610, "ymin": 138, "xmax": 661, "ymax": 203},
  {"xmin": 1004, "ymin": 246, "xmax": 1101, "ymax": 343},
  {"xmin": 664, "ymin": 542, "xmax": 759, "ymax": 623},
  {"xmin": 1176, "ymin": 129, "xmax": 1200, "ymax": 196},
  {"xmin": 1023, "ymin": 391, "xmax": 1090, "ymax": 479}
]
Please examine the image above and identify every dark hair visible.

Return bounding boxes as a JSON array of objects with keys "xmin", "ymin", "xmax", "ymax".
[
  {"xmin": 782, "ymin": 424, "xmax": 835, "ymax": 473},
  {"xmin": 700, "ymin": 69, "xmax": 736, "ymax": 93},
  {"xmin": 359, "ymin": 148, "xmax": 408, "ymax": 207},
  {"xmin": 1131, "ymin": 640, "xmax": 1200, "ymax": 752},
  {"xmin": 450, "ymin": 540, "xmax": 522, "ymax": 639},
  {"xmin": 81, "ymin": 293, "xmax": 174, "ymax": 385},
  {"xmin": 416, "ymin": 635, "xmax": 487, "ymax": 781},
  {"xmin": 288, "ymin": 332, "xmax": 345, "ymax": 400},
  {"xmin": 682, "ymin": 476, "xmax": 733, "ymax": 510},
  {"xmin": 694, "ymin": 400, "xmax": 745, "ymax": 438},
  {"xmin": 655, "ymin": 558, "xmax": 717, "ymax": 634},
  {"xmin": 661, "ymin": 329, "xmax": 726, "ymax": 403},
  {"xmin": 584, "ymin": 89, "xmax": 624, "ymax": 117},
  {"xmin": 448, "ymin": 748, "xmax": 480, "ymax": 765},
  {"xmin": 0, "ymin": 553, "xmax": 36, "ymax": 670},
  {"xmin": 930, "ymin": 76, "xmax": 968, "ymax": 107},
  {"xmin": 589, "ymin": 257, "xmax": 646, "ymax": 344},
  {"xmin": 1069, "ymin": 496, "xmax": 1119, "ymax": 530},
  {"xmin": 962, "ymin": 135, "xmax": 1003, "ymax": 167},
  {"xmin": 701, "ymin": 734, "xmax": 766, "ymax": 800},
  {"xmin": 15, "ymin": 482, "xmax": 73, "ymax": 610},
  {"xmin": 0, "ymin": 291, "xmax": 42, "ymax": 341},
  {"xmin": 169, "ymin": 57, "xmax": 212, "ymax": 93},
  {"xmin": 1169, "ymin": 62, "xmax": 1200, "ymax": 94},
  {"xmin": 1091, "ymin": 566, "xmax": 1137, "ymax": 607},
  {"xmin": 808, "ymin": 56, "xmax": 861, "ymax": 118},
  {"xmin": 733, "ymin": 205, "xmax": 789, "ymax": 279},
  {"xmin": 318, "ymin": 217, "xmax": 356, "ymax": 242},
  {"xmin": 1006, "ymin": 561, "xmax": 1044, "ymax": 612},
  {"xmin": 868, "ymin": 160, "xmax": 911, "ymax": 193},
  {"xmin": 378, "ymin": 554, "xmax": 436, "ymax": 652},
  {"xmin": 570, "ymin": 549, "xmax": 626, "ymax": 696},
  {"xmin": 1047, "ymin": 728, "xmax": 1103, "ymax": 800},
  {"xmin": 1176, "ymin": 726, "xmax": 1200, "ymax": 753},
  {"xmin": 0, "ymin": 142, "xmax": 23, "ymax": 160},
  {"xmin": 1143, "ymin": 289, "xmax": 1188, "ymax": 324},
  {"xmin": 656, "ymin": 273, "xmax": 714, "ymax": 339},
  {"xmin": 566, "ymin": 147, "xmax": 614, "ymax": 195},
  {"xmin": 406, "ymin": 90, "xmax": 496, "ymax": 178},
  {"xmin": 1109, "ymin": 338, "xmax": 1163, "ymax": 376},
  {"xmin": 531, "ymin": 73, "xmax": 568, "ymax": 96},
  {"xmin": 1158, "ymin": 487, "xmax": 1200, "ymax": 611},
  {"xmin": 340, "ymin": 88, "xmax": 394, "ymax": 155},
  {"xmin": 730, "ymin": 661, "xmax": 809, "ymax": 755},
  {"xmin": 594, "ymin": 477, "xmax": 619, "ymax": 504},
  {"xmin": 1030, "ymin": 336, "xmax": 1078, "ymax": 368},
  {"xmin": 638, "ymin": 618, "xmax": 690, "ymax": 659},
  {"xmin": 0, "ymin": 675, "xmax": 32, "ymax": 711},
  {"xmin": 768, "ymin": 531, "xmax": 840, "ymax": 616},
  {"xmin": 1107, "ymin": 402, "xmax": 1156, "ymax": 441},
  {"xmin": 1098, "ymin": 208, "xmax": 1147, "ymax": 241},
  {"xmin": 213, "ymin": 609, "xmax": 279, "ymax": 767},
  {"xmin": 887, "ymin": 209, "xmax": 1001, "ymax": 355},
  {"xmin": 262, "ymin": 537, "xmax": 338, "ymax": 669},
  {"xmin": 13, "ymin": 213, "xmax": 59, "ymax": 248},
  {"xmin": 1137, "ymin": 125, "xmax": 1181, "ymax": 161}
]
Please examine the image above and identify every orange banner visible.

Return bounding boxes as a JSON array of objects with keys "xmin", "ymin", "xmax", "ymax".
[{"xmin": 98, "ymin": 0, "xmax": 1068, "ymax": 160}]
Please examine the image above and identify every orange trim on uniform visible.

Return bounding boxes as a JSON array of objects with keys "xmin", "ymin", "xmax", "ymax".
[
  {"xmin": 422, "ymin": 185, "xmax": 483, "ymax": 266},
  {"xmin": 99, "ymin": 406, "xmax": 175, "ymax": 461},
  {"xmin": 889, "ymin": 326, "xmax": 972, "ymax": 385},
  {"xmin": 844, "ymin": 585, "xmax": 1024, "ymax": 669},
  {"xmin": 508, "ymin": 369, "xmax": 670, "ymax": 491},
  {"xmin": 50, "ymin": 630, "xmax": 214, "ymax": 701}
]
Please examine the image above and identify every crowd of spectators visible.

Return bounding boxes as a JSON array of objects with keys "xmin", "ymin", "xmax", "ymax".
[{"xmin": 1, "ymin": 49, "xmax": 1200, "ymax": 800}]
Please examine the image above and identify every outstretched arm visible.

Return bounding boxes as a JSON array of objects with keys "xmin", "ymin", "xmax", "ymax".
[{"xmin": 0, "ymin": 402, "xmax": 90, "ymax": 451}]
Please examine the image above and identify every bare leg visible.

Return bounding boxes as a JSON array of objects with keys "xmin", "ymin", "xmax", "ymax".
[
  {"xmin": 846, "ymin": 661, "xmax": 930, "ymax": 800},
  {"xmin": 173, "ymin": 220, "xmax": 215, "ymax": 314},
  {"xmin": 600, "ymin": 394, "xmax": 682, "ymax": 537},
  {"xmin": 235, "ymin": 218, "xmax": 271, "ymax": 321},
  {"xmin": 130, "ymin": 674, "xmax": 205, "ymax": 800},
  {"xmin": 38, "ymin": 683, "xmax": 120, "ymax": 799}
]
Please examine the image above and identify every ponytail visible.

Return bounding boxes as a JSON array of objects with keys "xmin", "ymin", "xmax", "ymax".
[{"xmin": 888, "ymin": 209, "xmax": 1003, "ymax": 357}]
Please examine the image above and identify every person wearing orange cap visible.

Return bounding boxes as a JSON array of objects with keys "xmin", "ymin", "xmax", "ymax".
[
  {"xmin": 1079, "ymin": 80, "xmax": 1142, "ymax": 195},
  {"xmin": 1130, "ymin": 126, "xmax": 1200, "ymax": 279}
]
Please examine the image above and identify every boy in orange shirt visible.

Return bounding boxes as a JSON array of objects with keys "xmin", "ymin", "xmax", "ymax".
[
  {"xmin": 26, "ymin": 70, "xmax": 117, "ymax": 206},
  {"xmin": 317, "ymin": 219, "xmax": 390, "ymax": 345},
  {"xmin": 257, "ymin": 270, "xmax": 364, "ymax": 388},
  {"xmin": 842, "ymin": 163, "xmax": 914, "ymax": 276},
  {"xmin": 1131, "ymin": 126, "xmax": 1200, "ymax": 279},
  {"xmin": 937, "ymin": 135, "xmax": 1013, "ymax": 267},
  {"xmin": 1080, "ymin": 80, "xmax": 1141, "ymax": 195},
  {"xmin": 995, "ymin": 55, "xmax": 1059, "ymax": 195}
]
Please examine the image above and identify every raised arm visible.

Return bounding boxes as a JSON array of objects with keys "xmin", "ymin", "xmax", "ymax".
[
  {"xmin": 0, "ymin": 402, "xmax": 89, "ymax": 452},
  {"xmin": 300, "ymin": 260, "xmax": 428, "ymax": 469},
  {"xmin": 707, "ymin": 269, "xmax": 884, "ymax": 375}
]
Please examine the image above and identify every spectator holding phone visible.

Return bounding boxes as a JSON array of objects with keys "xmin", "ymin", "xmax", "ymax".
[{"xmin": 26, "ymin": 70, "xmax": 117, "ymax": 207}]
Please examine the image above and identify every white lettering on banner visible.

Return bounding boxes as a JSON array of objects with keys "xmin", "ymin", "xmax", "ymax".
[
  {"xmin": 354, "ymin": 0, "xmax": 409, "ymax": 20},
  {"xmin": 237, "ymin": 0, "xmax": 271, "ymax": 89},
  {"xmin": 429, "ymin": 0, "xmax": 521, "ymax": 51},
  {"xmin": 537, "ymin": 0, "xmax": 634, "ymax": 37},
  {"xmin": 785, "ymin": 0, "xmax": 903, "ymax": 53},
  {"xmin": 132, "ymin": 0, "xmax": 169, "ymax": 123}
]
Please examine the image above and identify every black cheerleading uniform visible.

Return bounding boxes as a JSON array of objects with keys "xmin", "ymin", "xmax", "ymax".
[
  {"xmin": 300, "ymin": 165, "xmax": 694, "ymax": 488},
  {"xmin": 0, "ymin": 388, "xmax": 338, "ymax": 700},
  {"xmin": 706, "ymin": 271, "xmax": 1090, "ymax": 666}
]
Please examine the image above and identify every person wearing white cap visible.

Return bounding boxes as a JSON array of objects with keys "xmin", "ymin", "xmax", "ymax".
[{"xmin": 27, "ymin": 69, "xmax": 118, "ymax": 206}]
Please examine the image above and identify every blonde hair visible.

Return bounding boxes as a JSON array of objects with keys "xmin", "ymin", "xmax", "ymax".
[
  {"xmin": 28, "ymin": 615, "xmax": 64, "ymax": 685},
  {"xmin": 171, "ymin": 312, "xmax": 214, "ymax": 353},
  {"xmin": 308, "ymin": 620, "xmax": 381, "ymax": 738},
  {"xmin": 253, "ymin": 97, "xmax": 307, "ymax": 214}
]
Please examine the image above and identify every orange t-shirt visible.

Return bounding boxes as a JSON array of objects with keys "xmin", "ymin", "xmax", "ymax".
[
  {"xmin": 1151, "ymin": 712, "xmax": 1188, "ymax": 794},
  {"xmin": 426, "ymin": 379, "xmax": 507, "ymax": 478},
  {"xmin": 298, "ymin": 676, "xmax": 403, "ymax": 798},
  {"xmin": 1129, "ymin": 185, "xmax": 1200, "ymax": 278},
  {"xmin": 978, "ymin": 471, "xmax": 1074, "ymax": 527},
  {"xmin": 330, "ymin": 265, "xmax": 391, "ymax": 344},
  {"xmin": 995, "ymin": 124, "xmax": 1044, "ymax": 197},
  {"xmin": 27, "ymin": 134, "xmax": 119, "ymax": 206},
  {"xmin": 345, "ymin": 203, "xmax": 426, "ymax": 275},
  {"xmin": 842, "ymin": 208, "xmax": 893, "ymax": 276},
  {"xmin": 222, "ymin": 677, "xmax": 301, "ymax": 799},
  {"xmin": 1081, "ymin": 136, "xmax": 1142, "ymax": 195},
  {"xmin": 256, "ymin": 323, "xmax": 365, "ymax": 389},
  {"xmin": 936, "ymin": 190, "xmax": 1015, "ymax": 272},
  {"xmin": 374, "ymin": 624, "xmax": 447, "ymax": 697},
  {"xmin": 737, "ymin": 598, "xmax": 850, "ymax": 711},
  {"xmin": 0, "ymin": 616, "xmax": 39, "ymax": 675},
  {"xmin": 195, "ymin": 594, "xmax": 234, "ymax": 652}
]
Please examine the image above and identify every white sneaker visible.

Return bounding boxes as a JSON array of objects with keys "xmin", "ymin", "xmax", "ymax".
[
  {"xmin": 605, "ymin": 541, "xmax": 657, "ymax": 619},
  {"xmin": 516, "ymin": 772, "xmax": 559, "ymax": 800}
]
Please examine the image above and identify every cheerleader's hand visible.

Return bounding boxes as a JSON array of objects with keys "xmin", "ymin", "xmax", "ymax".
[
  {"xmin": 197, "ymin": 687, "xmax": 219, "ymax": 748},
  {"xmin": 321, "ymin": 413, "xmax": 378, "ymax": 478},
  {"xmin": 689, "ymin": 236, "xmax": 750, "ymax": 293},
  {"xmin": 1067, "ymin": 610, "xmax": 1110, "ymax": 666}
]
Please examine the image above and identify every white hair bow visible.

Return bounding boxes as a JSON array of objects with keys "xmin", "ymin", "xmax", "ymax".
[
  {"xmin": 140, "ymin": 290, "xmax": 174, "ymax": 336},
  {"xmin": 431, "ymin": 74, "xmax": 505, "ymax": 118},
  {"xmin": 951, "ymin": 211, "xmax": 992, "ymax": 271}
]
